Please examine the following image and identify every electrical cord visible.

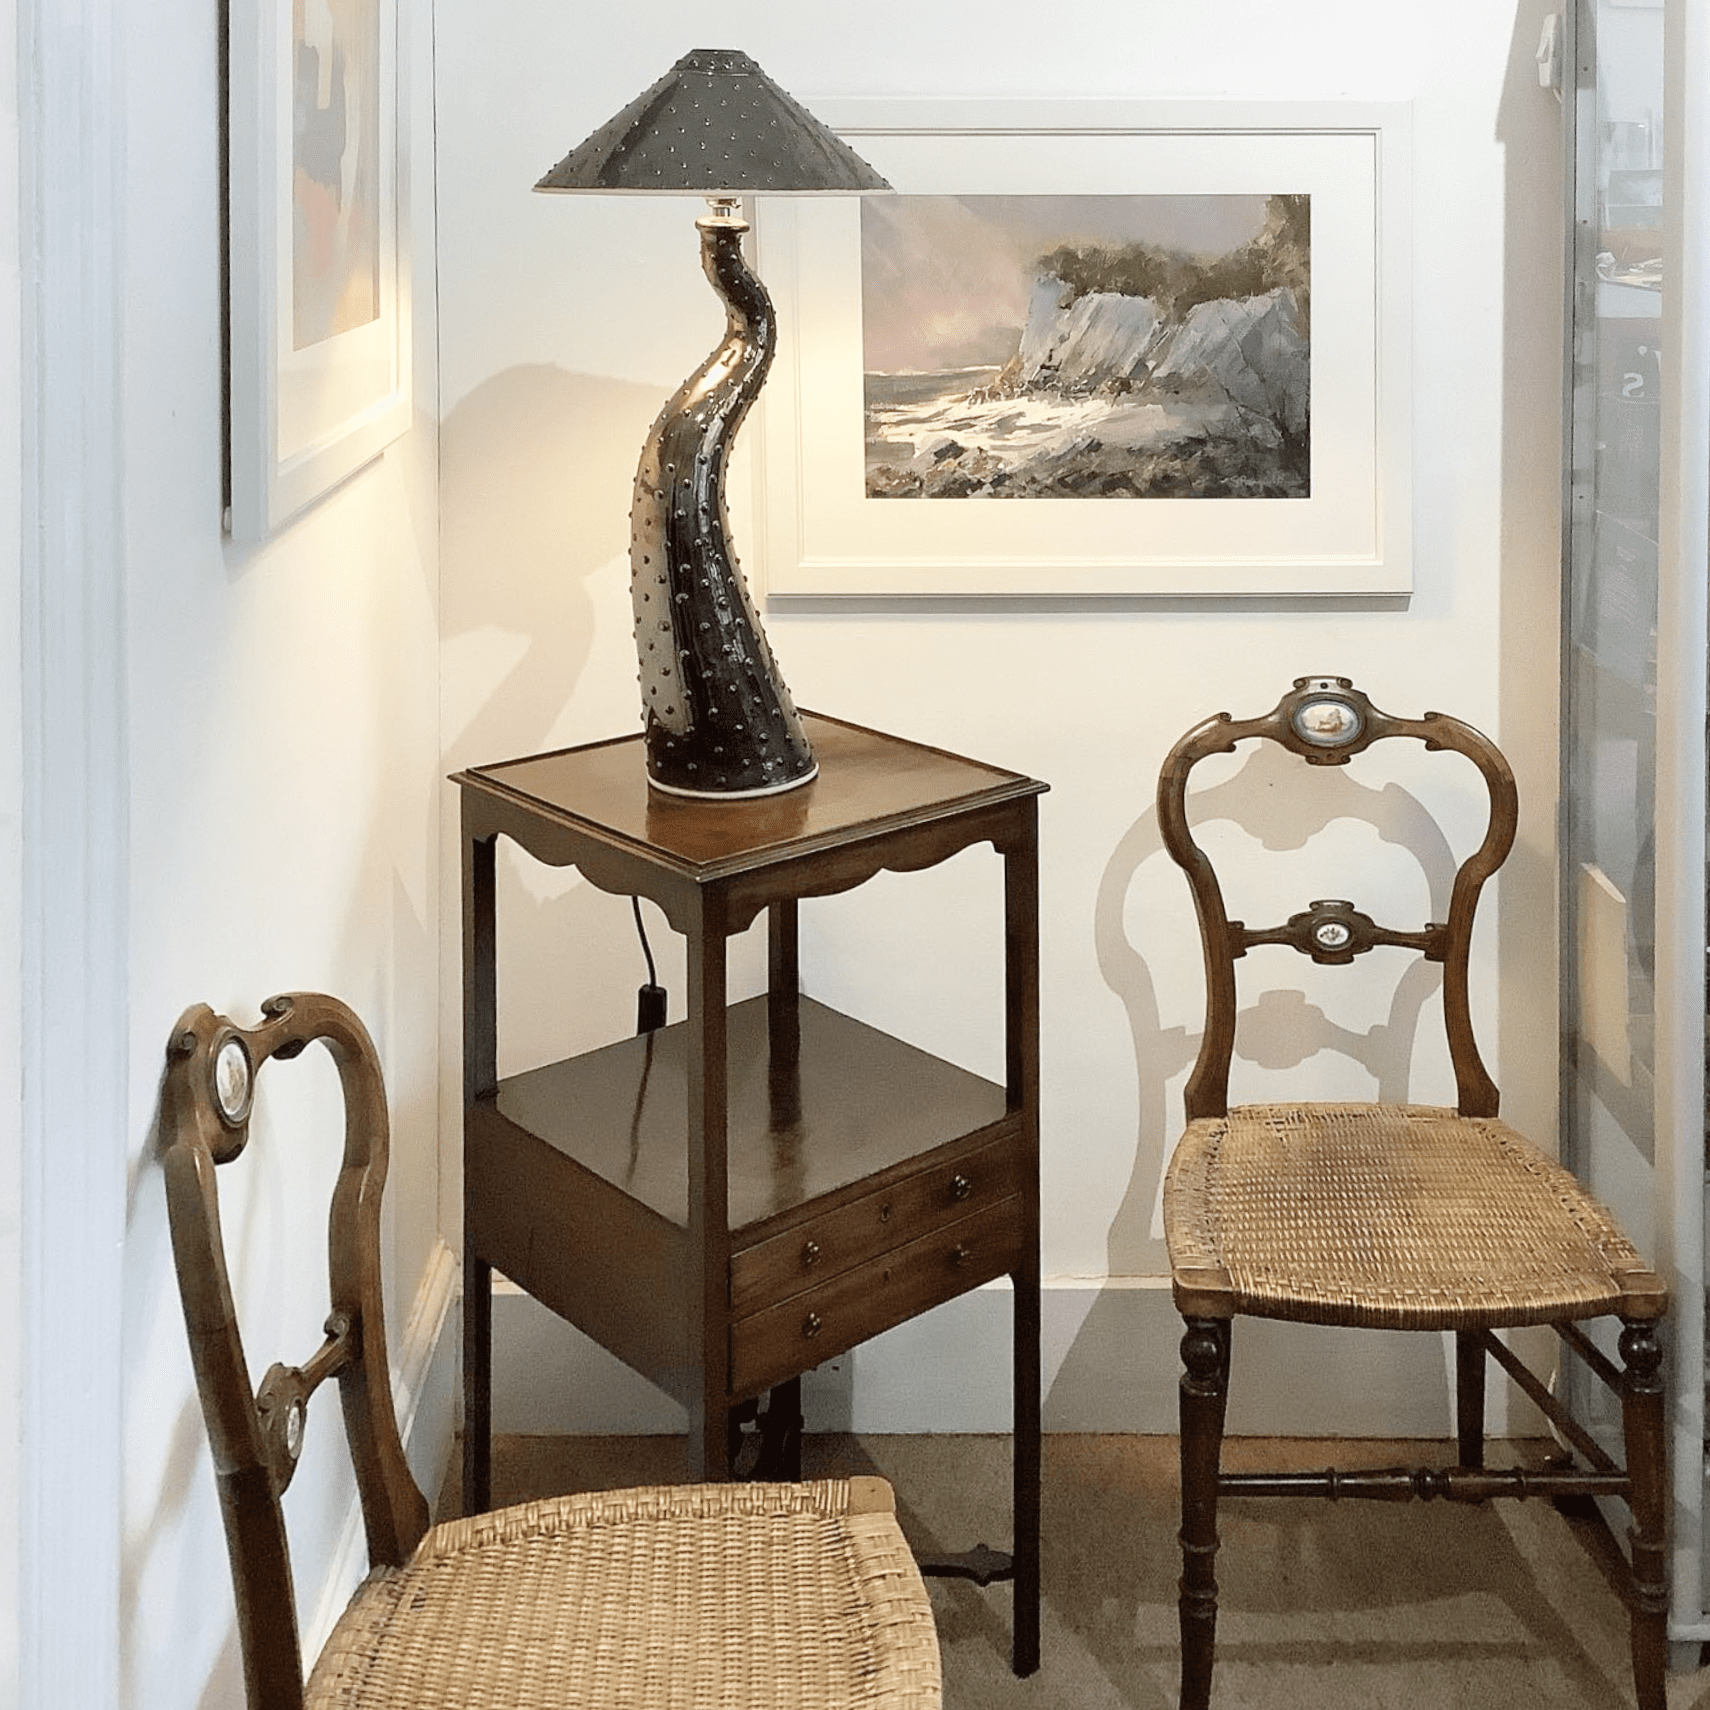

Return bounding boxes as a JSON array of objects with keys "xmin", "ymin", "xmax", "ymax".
[{"xmin": 631, "ymin": 895, "xmax": 668, "ymax": 1033}]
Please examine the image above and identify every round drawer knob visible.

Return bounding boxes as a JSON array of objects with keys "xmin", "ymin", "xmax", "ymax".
[
  {"xmin": 951, "ymin": 1173, "xmax": 973, "ymax": 1202},
  {"xmin": 802, "ymin": 1239, "xmax": 821, "ymax": 1268},
  {"xmin": 802, "ymin": 1312, "xmax": 824, "ymax": 1340},
  {"xmin": 953, "ymin": 1243, "xmax": 973, "ymax": 1268}
]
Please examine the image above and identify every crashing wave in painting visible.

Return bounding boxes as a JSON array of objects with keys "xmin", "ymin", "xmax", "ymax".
[{"xmin": 861, "ymin": 193, "xmax": 1309, "ymax": 499}]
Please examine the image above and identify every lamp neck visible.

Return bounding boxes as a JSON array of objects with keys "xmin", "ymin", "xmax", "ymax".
[{"xmin": 697, "ymin": 194, "xmax": 748, "ymax": 232}]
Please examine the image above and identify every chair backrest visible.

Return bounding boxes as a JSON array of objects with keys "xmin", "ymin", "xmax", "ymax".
[
  {"xmin": 1156, "ymin": 676, "xmax": 1517, "ymax": 1124},
  {"xmin": 160, "ymin": 993, "xmax": 430, "ymax": 1710}
]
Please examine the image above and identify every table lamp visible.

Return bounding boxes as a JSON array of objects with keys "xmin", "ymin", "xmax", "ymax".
[{"xmin": 537, "ymin": 50, "xmax": 891, "ymax": 798}]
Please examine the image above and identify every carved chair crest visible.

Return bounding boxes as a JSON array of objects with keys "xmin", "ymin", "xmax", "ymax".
[{"xmin": 1155, "ymin": 676, "xmax": 1518, "ymax": 1122}]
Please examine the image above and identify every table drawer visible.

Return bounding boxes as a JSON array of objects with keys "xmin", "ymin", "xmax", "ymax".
[
  {"xmin": 730, "ymin": 1197, "xmax": 1025, "ymax": 1398},
  {"xmin": 730, "ymin": 1132, "xmax": 1025, "ymax": 1316}
]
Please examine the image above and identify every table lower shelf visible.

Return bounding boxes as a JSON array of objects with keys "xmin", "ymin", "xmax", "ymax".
[{"xmin": 466, "ymin": 995, "xmax": 1029, "ymax": 1407}]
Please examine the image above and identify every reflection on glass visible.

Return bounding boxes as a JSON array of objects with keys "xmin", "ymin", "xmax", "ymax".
[
  {"xmin": 292, "ymin": 0, "xmax": 381, "ymax": 350},
  {"xmin": 1565, "ymin": 0, "xmax": 1664, "ymax": 1165}
]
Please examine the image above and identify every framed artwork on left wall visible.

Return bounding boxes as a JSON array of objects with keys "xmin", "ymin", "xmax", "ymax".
[{"xmin": 225, "ymin": 0, "xmax": 411, "ymax": 542}]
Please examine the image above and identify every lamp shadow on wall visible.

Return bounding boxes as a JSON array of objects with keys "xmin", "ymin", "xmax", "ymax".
[
  {"xmin": 1046, "ymin": 737, "xmax": 1464, "ymax": 1430},
  {"xmin": 442, "ymin": 364, "xmax": 710, "ymax": 1063},
  {"xmin": 440, "ymin": 363, "xmax": 662, "ymax": 767}
]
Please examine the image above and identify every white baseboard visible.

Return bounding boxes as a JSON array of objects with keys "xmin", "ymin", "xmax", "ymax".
[
  {"xmin": 300, "ymin": 1239, "xmax": 460, "ymax": 1662},
  {"xmin": 485, "ymin": 1274, "xmax": 1546, "ymax": 1439}
]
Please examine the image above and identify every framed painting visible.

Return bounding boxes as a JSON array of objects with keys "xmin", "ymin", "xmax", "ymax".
[
  {"xmin": 753, "ymin": 100, "xmax": 1410, "ymax": 597},
  {"xmin": 225, "ymin": 0, "xmax": 410, "ymax": 542}
]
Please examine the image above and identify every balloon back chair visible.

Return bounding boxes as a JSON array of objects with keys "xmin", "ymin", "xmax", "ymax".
[
  {"xmin": 160, "ymin": 991, "xmax": 941, "ymax": 1710},
  {"xmin": 1156, "ymin": 676, "xmax": 1668, "ymax": 1710}
]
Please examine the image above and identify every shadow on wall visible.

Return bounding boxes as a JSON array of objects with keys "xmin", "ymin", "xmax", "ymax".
[
  {"xmin": 1047, "ymin": 730, "xmax": 1478, "ymax": 1429},
  {"xmin": 1089, "ymin": 736, "xmax": 1462, "ymax": 1277},
  {"xmin": 440, "ymin": 364, "xmax": 663, "ymax": 765},
  {"xmin": 442, "ymin": 365, "xmax": 711, "ymax": 1062}
]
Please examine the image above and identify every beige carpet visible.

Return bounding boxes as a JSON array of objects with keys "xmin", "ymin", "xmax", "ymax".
[{"xmin": 449, "ymin": 1433, "xmax": 1710, "ymax": 1708}]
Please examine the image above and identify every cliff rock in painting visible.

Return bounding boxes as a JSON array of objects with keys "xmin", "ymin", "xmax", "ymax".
[{"xmin": 864, "ymin": 193, "xmax": 1310, "ymax": 500}]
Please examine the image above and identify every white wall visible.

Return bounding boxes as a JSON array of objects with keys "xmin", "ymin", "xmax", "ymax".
[
  {"xmin": 12, "ymin": 0, "xmax": 445, "ymax": 1705},
  {"xmin": 434, "ymin": 1, "xmax": 1566, "ymax": 1437},
  {"xmin": 0, "ymin": 2, "xmax": 1575, "ymax": 1702}
]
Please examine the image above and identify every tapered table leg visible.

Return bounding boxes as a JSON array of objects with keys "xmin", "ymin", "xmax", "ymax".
[
  {"xmin": 685, "ymin": 896, "xmax": 732, "ymax": 1480},
  {"xmin": 461, "ymin": 1252, "xmax": 491, "ymax": 1514},
  {"xmin": 461, "ymin": 815, "xmax": 497, "ymax": 1517},
  {"xmin": 1006, "ymin": 813, "xmax": 1042, "ymax": 1677}
]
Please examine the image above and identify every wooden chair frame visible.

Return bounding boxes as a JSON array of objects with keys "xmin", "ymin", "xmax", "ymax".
[
  {"xmin": 163, "ymin": 993, "xmax": 943, "ymax": 1710},
  {"xmin": 161, "ymin": 992, "xmax": 426, "ymax": 1710},
  {"xmin": 1157, "ymin": 676, "xmax": 1668, "ymax": 1710}
]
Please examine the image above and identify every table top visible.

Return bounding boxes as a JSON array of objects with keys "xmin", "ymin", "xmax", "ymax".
[{"xmin": 454, "ymin": 712, "xmax": 1046, "ymax": 880}]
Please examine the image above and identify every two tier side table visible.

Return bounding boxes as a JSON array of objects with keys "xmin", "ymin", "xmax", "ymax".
[{"xmin": 455, "ymin": 712, "xmax": 1046, "ymax": 1673}]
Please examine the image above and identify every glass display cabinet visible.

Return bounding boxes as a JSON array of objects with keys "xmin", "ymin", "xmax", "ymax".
[{"xmin": 1557, "ymin": 0, "xmax": 1710, "ymax": 1656}]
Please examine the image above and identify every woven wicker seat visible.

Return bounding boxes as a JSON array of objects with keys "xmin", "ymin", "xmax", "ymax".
[
  {"xmin": 1167, "ymin": 1102, "xmax": 1653, "ymax": 1330},
  {"xmin": 160, "ymin": 994, "xmax": 941, "ymax": 1710},
  {"xmin": 1156, "ymin": 678, "xmax": 1667, "ymax": 1710}
]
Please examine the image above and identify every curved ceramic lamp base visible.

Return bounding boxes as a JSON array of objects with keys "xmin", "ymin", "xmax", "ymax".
[
  {"xmin": 647, "ymin": 760, "xmax": 820, "ymax": 801},
  {"xmin": 627, "ymin": 203, "xmax": 816, "ymax": 799}
]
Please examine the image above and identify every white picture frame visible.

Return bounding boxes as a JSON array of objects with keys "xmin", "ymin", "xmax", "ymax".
[
  {"xmin": 226, "ymin": 0, "xmax": 410, "ymax": 542},
  {"xmin": 753, "ymin": 100, "xmax": 1411, "ymax": 598}
]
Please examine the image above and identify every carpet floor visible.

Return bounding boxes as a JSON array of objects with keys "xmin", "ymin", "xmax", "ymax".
[{"xmin": 448, "ymin": 1433, "xmax": 1710, "ymax": 1708}]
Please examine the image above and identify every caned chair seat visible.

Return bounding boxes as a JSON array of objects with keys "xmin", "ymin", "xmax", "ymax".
[
  {"xmin": 1165, "ymin": 1102, "xmax": 1652, "ymax": 1330},
  {"xmin": 309, "ymin": 1480, "xmax": 940, "ymax": 1710},
  {"xmin": 160, "ymin": 992, "xmax": 943, "ymax": 1710}
]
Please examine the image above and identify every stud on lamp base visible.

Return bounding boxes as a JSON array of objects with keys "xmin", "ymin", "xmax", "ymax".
[{"xmin": 629, "ymin": 198, "xmax": 816, "ymax": 799}]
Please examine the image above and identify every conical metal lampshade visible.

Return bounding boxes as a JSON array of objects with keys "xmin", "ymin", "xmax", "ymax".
[{"xmin": 535, "ymin": 48, "xmax": 891, "ymax": 196}]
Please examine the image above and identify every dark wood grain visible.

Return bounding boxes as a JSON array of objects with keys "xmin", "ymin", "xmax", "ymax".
[
  {"xmin": 1156, "ymin": 678, "xmax": 1515, "ymax": 1122},
  {"xmin": 461, "ymin": 806, "xmax": 496, "ymax": 1513},
  {"xmin": 463, "ymin": 713, "xmax": 1038, "ymax": 873},
  {"xmin": 160, "ymin": 994, "xmax": 430, "ymax": 1710},
  {"xmin": 453, "ymin": 717, "xmax": 1047, "ymax": 1672},
  {"xmin": 1621, "ymin": 1320, "xmax": 1668, "ymax": 1710},
  {"xmin": 1005, "ymin": 800, "xmax": 1043, "ymax": 1677},
  {"xmin": 730, "ymin": 1198, "xmax": 1024, "ymax": 1397},
  {"xmin": 1177, "ymin": 1318, "xmax": 1232, "ymax": 1710},
  {"xmin": 491, "ymin": 998, "xmax": 1011, "ymax": 1232},
  {"xmin": 1156, "ymin": 679, "xmax": 1665, "ymax": 1710},
  {"xmin": 1455, "ymin": 1328, "xmax": 1485, "ymax": 1468},
  {"xmin": 731, "ymin": 1132, "xmax": 1024, "ymax": 1314},
  {"xmin": 467, "ymin": 1100, "xmax": 691, "ymax": 1401}
]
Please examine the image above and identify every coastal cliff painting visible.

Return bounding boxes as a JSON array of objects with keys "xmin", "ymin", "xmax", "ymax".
[{"xmin": 860, "ymin": 194, "xmax": 1310, "ymax": 500}]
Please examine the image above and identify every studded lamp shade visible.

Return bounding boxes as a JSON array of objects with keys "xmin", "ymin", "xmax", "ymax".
[{"xmin": 535, "ymin": 49, "xmax": 891, "ymax": 197}]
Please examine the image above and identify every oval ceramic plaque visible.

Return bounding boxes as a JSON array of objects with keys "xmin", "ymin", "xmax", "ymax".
[
  {"xmin": 213, "ymin": 1034, "xmax": 253, "ymax": 1126},
  {"xmin": 1291, "ymin": 696, "xmax": 1363, "ymax": 748}
]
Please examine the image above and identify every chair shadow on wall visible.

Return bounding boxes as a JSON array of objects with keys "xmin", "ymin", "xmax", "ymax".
[
  {"xmin": 1090, "ymin": 736, "xmax": 1461, "ymax": 1278},
  {"xmin": 1046, "ymin": 738, "xmax": 1467, "ymax": 1426}
]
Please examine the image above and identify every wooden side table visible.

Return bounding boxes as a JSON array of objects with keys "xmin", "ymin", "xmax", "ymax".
[{"xmin": 455, "ymin": 712, "xmax": 1046, "ymax": 1673}]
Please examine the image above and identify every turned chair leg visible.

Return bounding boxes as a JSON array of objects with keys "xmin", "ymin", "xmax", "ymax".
[
  {"xmin": 1455, "ymin": 1329, "xmax": 1486, "ymax": 1469},
  {"xmin": 1620, "ymin": 1319, "xmax": 1667, "ymax": 1710},
  {"xmin": 1179, "ymin": 1316, "xmax": 1231, "ymax": 1710}
]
